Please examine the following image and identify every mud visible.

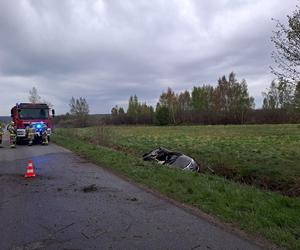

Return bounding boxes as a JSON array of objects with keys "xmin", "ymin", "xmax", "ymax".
[{"xmin": 81, "ymin": 184, "xmax": 98, "ymax": 192}]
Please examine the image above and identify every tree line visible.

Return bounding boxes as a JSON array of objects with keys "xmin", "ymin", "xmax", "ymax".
[
  {"xmin": 107, "ymin": 72, "xmax": 300, "ymax": 125},
  {"xmin": 52, "ymin": 75, "xmax": 300, "ymax": 127},
  {"xmin": 44, "ymin": 71, "xmax": 300, "ymax": 128}
]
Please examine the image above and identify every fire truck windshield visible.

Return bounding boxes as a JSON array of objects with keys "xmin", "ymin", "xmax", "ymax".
[{"xmin": 19, "ymin": 108, "xmax": 49, "ymax": 119}]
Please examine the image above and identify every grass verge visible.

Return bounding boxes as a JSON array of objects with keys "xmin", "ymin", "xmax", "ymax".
[{"xmin": 53, "ymin": 133, "xmax": 300, "ymax": 250}]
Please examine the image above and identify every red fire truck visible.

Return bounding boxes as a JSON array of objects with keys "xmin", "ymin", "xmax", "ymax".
[{"xmin": 11, "ymin": 103, "xmax": 55, "ymax": 144}]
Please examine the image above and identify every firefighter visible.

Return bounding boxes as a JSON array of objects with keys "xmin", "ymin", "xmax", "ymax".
[
  {"xmin": 41, "ymin": 123, "xmax": 48, "ymax": 145},
  {"xmin": 0, "ymin": 122, "xmax": 4, "ymax": 147},
  {"xmin": 7, "ymin": 121, "xmax": 17, "ymax": 148},
  {"xmin": 26, "ymin": 123, "xmax": 35, "ymax": 146}
]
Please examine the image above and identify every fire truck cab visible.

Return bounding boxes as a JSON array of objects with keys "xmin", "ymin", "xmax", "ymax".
[{"xmin": 11, "ymin": 103, "xmax": 55, "ymax": 144}]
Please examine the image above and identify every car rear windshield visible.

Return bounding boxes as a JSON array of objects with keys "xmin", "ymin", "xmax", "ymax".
[{"xmin": 19, "ymin": 108, "xmax": 49, "ymax": 119}]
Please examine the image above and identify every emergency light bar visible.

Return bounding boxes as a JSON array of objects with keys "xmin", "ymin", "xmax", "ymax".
[{"xmin": 33, "ymin": 122, "xmax": 46, "ymax": 132}]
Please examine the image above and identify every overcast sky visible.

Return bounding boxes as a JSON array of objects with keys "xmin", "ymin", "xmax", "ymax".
[{"xmin": 0, "ymin": 0, "xmax": 298, "ymax": 115}]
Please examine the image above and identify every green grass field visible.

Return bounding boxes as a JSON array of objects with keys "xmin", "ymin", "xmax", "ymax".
[
  {"xmin": 53, "ymin": 124, "xmax": 300, "ymax": 249},
  {"xmin": 60, "ymin": 124, "xmax": 300, "ymax": 196}
]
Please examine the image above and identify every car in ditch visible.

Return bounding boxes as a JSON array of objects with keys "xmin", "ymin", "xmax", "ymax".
[{"xmin": 142, "ymin": 147, "xmax": 200, "ymax": 172}]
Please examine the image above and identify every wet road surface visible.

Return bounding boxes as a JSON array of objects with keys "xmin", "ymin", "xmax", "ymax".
[{"xmin": 0, "ymin": 135, "xmax": 263, "ymax": 250}]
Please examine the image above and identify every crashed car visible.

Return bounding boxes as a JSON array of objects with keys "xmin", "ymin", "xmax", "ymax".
[{"xmin": 143, "ymin": 147, "xmax": 200, "ymax": 172}]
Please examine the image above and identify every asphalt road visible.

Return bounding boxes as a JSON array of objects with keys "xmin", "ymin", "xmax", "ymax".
[{"xmin": 0, "ymin": 134, "xmax": 264, "ymax": 250}]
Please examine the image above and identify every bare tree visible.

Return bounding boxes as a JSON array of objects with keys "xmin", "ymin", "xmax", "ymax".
[
  {"xmin": 69, "ymin": 97, "xmax": 90, "ymax": 127},
  {"xmin": 28, "ymin": 87, "xmax": 41, "ymax": 103},
  {"xmin": 271, "ymin": 5, "xmax": 300, "ymax": 84}
]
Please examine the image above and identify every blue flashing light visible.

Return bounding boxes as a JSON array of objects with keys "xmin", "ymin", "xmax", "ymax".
[{"xmin": 36, "ymin": 124, "xmax": 42, "ymax": 129}]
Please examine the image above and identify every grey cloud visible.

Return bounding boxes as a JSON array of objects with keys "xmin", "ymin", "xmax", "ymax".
[{"xmin": 0, "ymin": 0, "xmax": 298, "ymax": 114}]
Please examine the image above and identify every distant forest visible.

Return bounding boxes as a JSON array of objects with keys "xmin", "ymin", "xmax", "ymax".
[
  {"xmin": 53, "ymin": 72, "xmax": 300, "ymax": 127},
  {"xmin": 106, "ymin": 72, "xmax": 300, "ymax": 125}
]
